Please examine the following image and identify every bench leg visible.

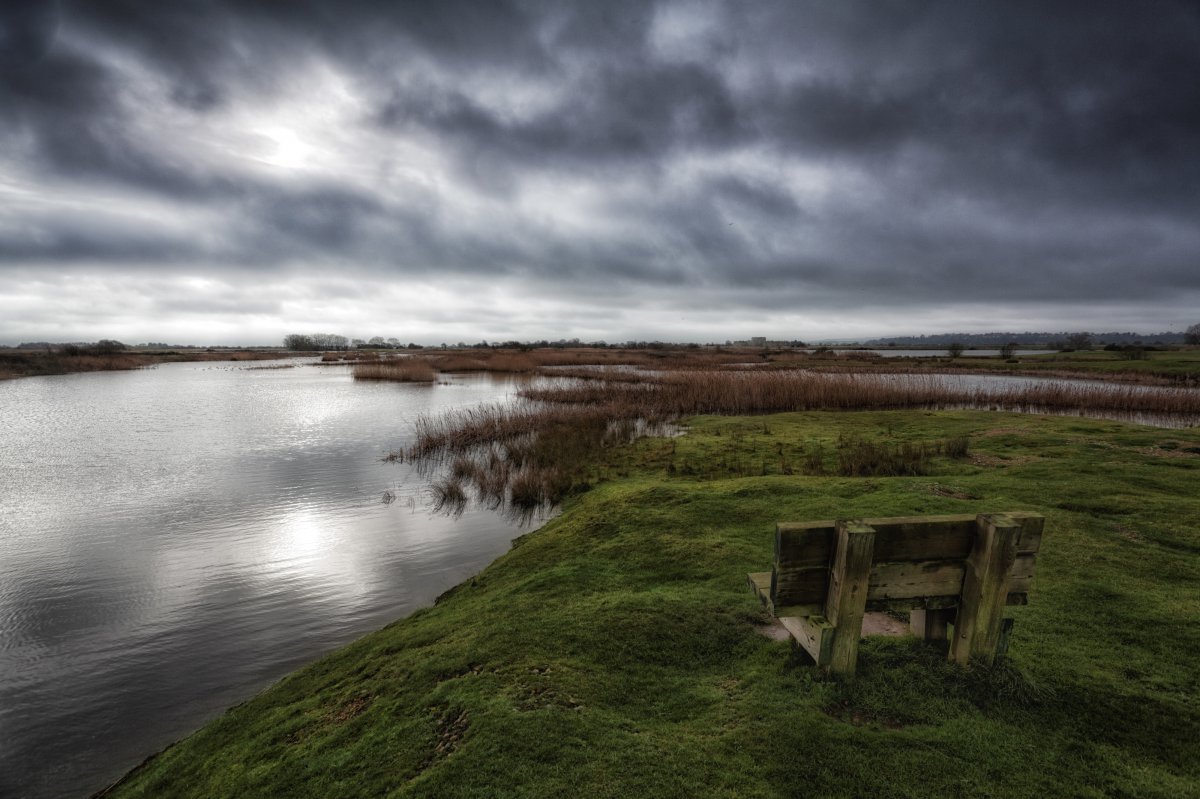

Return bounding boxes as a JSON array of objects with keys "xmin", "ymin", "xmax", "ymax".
[
  {"xmin": 825, "ymin": 522, "xmax": 876, "ymax": 675},
  {"xmin": 950, "ymin": 514, "xmax": 1021, "ymax": 666}
]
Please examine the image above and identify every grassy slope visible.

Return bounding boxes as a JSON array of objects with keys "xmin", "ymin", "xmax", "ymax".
[{"xmin": 105, "ymin": 411, "xmax": 1200, "ymax": 798}]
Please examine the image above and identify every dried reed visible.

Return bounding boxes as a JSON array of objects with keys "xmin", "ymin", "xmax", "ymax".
[{"xmin": 352, "ymin": 359, "xmax": 437, "ymax": 383}]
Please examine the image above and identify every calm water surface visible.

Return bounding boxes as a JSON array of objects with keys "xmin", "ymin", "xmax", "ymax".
[{"xmin": 0, "ymin": 361, "xmax": 543, "ymax": 799}]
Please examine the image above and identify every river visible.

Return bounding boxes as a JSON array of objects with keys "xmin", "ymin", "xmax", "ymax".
[{"xmin": 0, "ymin": 360, "xmax": 545, "ymax": 799}]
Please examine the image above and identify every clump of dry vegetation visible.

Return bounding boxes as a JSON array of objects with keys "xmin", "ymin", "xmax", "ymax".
[
  {"xmin": 522, "ymin": 370, "xmax": 1200, "ymax": 418},
  {"xmin": 391, "ymin": 402, "xmax": 662, "ymax": 515},
  {"xmin": 352, "ymin": 359, "xmax": 437, "ymax": 383}
]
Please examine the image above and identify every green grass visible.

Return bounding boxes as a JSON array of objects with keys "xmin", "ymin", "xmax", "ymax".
[
  {"xmin": 103, "ymin": 410, "xmax": 1200, "ymax": 798},
  {"xmin": 915, "ymin": 349, "xmax": 1200, "ymax": 383}
]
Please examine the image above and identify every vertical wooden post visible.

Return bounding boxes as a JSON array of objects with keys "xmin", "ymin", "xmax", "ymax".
[
  {"xmin": 950, "ymin": 514, "xmax": 1021, "ymax": 666},
  {"xmin": 824, "ymin": 521, "xmax": 876, "ymax": 675},
  {"xmin": 910, "ymin": 607, "xmax": 953, "ymax": 641}
]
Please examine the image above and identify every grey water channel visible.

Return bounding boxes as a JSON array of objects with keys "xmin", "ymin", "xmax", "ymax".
[{"xmin": 0, "ymin": 360, "xmax": 546, "ymax": 799}]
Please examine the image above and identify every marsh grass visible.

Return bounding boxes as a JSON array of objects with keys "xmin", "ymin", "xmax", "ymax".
[
  {"xmin": 397, "ymin": 368, "xmax": 1199, "ymax": 515},
  {"xmin": 399, "ymin": 403, "xmax": 658, "ymax": 513},
  {"xmin": 523, "ymin": 369, "xmax": 1200, "ymax": 419},
  {"xmin": 833, "ymin": 433, "xmax": 970, "ymax": 477},
  {"xmin": 352, "ymin": 359, "xmax": 437, "ymax": 383}
]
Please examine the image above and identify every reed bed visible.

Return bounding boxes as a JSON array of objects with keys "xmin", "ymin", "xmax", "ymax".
[
  {"xmin": 352, "ymin": 359, "xmax": 437, "ymax": 383},
  {"xmin": 398, "ymin": 368, "xmax": 1200, "ymax": 516},
  {"xmin": 521, "ymin": 370, "xmax": 1200, "ymax": 419},
  {"xmin": 394, "ymin": 401, "xmax": 661, "ymax": 513}
]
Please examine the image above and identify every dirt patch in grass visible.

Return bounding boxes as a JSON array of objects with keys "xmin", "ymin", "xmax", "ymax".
[
  {"xmin": 1136, "ymin": 441, "xmax": 1200, "ymax": 458},
  {"xmin": 926, "ymin": 483, "xmax": 981, "ymax": 499}
]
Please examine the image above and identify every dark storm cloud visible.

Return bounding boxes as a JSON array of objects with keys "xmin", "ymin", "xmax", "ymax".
[{"xmin": 2, "ymin": 0, "xmax": 1199, "ymax": 341}]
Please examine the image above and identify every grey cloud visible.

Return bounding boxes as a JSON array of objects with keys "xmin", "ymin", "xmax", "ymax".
[{"xmin": 2, "ymin": 1, "xmax": 1199, "ymax": 343}]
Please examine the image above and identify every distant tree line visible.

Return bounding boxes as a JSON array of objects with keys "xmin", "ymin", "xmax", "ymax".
[
  {"xmin": 283, "ymin": 333, "xmax": 424, "ymax": 351},
  {"xmin": 22, "ymin": 340, "xmax": 129, "ymax": 355},
  {"xmin": 864, "ymin": 330, "xmax": 1191, "ymax": 347}
]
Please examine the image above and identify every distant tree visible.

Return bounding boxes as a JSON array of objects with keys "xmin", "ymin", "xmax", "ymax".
[
  {"xmin": 93, "ymin": 339, "xmax": 126, "ymax": 354},
  {"xmin": 998, "ymin": 342, "xmax": 1018, "ymax": 359},
  {"xmin": 311, "ymin": 333, "xmax": 348, "ymax": 350},
  {"xmin": 1065, "ymin": 332, "xmax": 1093, "ymax": 351},
  {"xmin": 283, "ymin": 334, "xmax": 315, "ymax": 351},
  {"xmin": 946, "ymin": 342, "xmax": 965, "ymax": 358},
  {"xmin": 367, "ymin": 336, "xmax": 386, "ymax": 348},
  {"xmin": 1186, "ymin": 323, "xmax": 1200, "ymax": 345}
]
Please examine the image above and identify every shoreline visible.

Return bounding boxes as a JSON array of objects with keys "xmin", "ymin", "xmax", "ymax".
[{"xmin": 0, "ymin": 349, "xmax": 303, "ymax": 380}]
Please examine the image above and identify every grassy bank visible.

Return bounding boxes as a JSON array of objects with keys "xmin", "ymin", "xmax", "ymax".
[
  {"xmin": 102, "ymin": 410, "xmax": 1199, "ymax": 798},
  {"xmin": 850, "ymin": 349, "xmax": 1200, "ymax": 385}
]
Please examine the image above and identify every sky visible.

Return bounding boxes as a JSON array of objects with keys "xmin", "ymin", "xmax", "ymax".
[{"xmin": 2, "ymin": 1, "xmax": 1198, "ymax": 346}]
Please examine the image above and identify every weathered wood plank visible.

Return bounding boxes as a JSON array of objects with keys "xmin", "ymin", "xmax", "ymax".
[
  {"xmin": 770, "ymin": 567, "xmax": 829, "ymax": 606},
  {"xmin": 865, "ymin": 515, "xmax": 977, "ymax": 562},
  {"xmin": 775, "ymin": 522, "xmax": 835, "ymax": 569},
  {"xmin": 747, "ymin": 572, "xmax": 773, "ymax": 613},
  {"xmin": 773, "ymin": 554, "xmax": 1035, "ymax": 607},
  {"xmin": 864, "ymin": 554, "xmax": 1036, "ymax": 601},
  {"xmin": 780, "ymin": 615, "xmax": 834, "ymax": 665},
  {"xmin": 1007, "ymin": 511, "xmax": 1045, "ymax": 555},
  {"xmin": 950, "ymin": 514, "xmax": 1022, "ymax": 665},
  {"xmin": 825, "ymin": 521, "xmax": 876, "ymax": 674}
]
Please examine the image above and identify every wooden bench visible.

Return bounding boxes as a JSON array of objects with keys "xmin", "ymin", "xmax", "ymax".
[{"xmin": 748, "ymin": 512, "xmax": 1045, "ymax": 674}]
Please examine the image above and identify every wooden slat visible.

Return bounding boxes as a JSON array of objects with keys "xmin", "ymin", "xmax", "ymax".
[
  {"xmin": 775, "ymin": 522, "xmax": 835, "ymax": 569},
  {"xmin": 770, "ymin": 567, "xmax": 828, "ymax": 607},
  {"xmin": 825, "ymin": 521, "xmax": 876, "ymax": 674},
  {"xmin": 864, "ymin": 514, "xmax": 977, "ymax": 562},
  {"xmin": 776, "ymin": 513, "xmax": 1043, "ymax": 567},
  {"xmin": 865, "ymin": 553, "xmax": 1035, "ymax": 601},
  {"xmin": 1008, "ymin": 512, "xmax": 1045, "ymax": 555},
  {"xmin": 780, "ymin": 615, "xmax": 834, "ymax": 665},
  {"xmin": 747, "ymin": 572, "xmax": 773, "ymax": 613}
]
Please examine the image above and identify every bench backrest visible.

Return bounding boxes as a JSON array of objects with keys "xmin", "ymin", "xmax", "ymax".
[{"xmin": 771, "ymin": 512, "xmax": 1044, "ymax": 616}]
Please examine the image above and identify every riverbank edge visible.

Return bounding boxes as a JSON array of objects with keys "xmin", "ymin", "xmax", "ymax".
[
  {"xmin": 0, "ymin": 350, "xmax": 302, "ymax": 380},
  {"xmin": 94, "ymin": 409, "xmax": 1200, "ymax": 798}
]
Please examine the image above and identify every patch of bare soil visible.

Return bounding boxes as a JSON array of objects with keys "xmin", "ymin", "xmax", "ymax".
[{"xmin": 927, "ymin": 483, "xmax": 981, "ymax": 499}]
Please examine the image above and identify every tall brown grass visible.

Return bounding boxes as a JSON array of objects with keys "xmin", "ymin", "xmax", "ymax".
[
  {"xmin": 353, "ymin": 359, "xmax": 437, "ymax": 383},
  {"xmin": 521, "ymin": 371, "xmax": 1200, "ymax": 418}
]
